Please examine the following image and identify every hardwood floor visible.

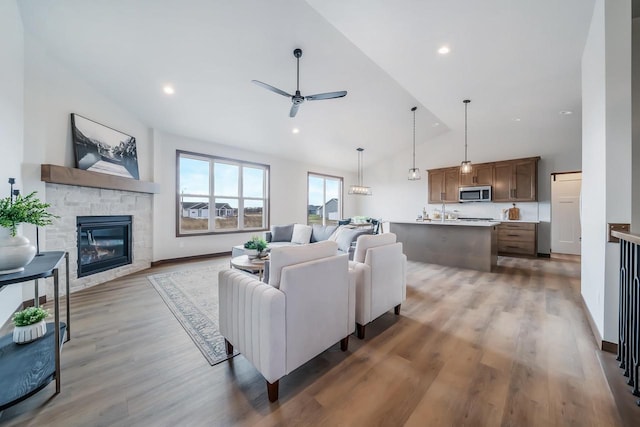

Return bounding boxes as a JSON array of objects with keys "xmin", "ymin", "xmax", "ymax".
[{"xmin": 0, "ymin": 255, "xmax": 624, "ymax": 426}]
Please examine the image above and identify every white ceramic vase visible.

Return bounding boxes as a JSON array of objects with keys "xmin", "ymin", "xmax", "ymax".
[
  {"xmin": 245, "ymin": 249, "xmax": 258, "ymax": 259},
  {"xmin": 0, "ymin": 226, "xmax": 37, "ymax": 275},
  {"xmin": 13, "ymin": 319, "xmax": 47, "ymax": 344}
]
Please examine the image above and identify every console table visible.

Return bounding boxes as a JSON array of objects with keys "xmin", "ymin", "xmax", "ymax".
[{"xmin": 0, "ymin": 251, "xmax": 70, "ymax": 410}]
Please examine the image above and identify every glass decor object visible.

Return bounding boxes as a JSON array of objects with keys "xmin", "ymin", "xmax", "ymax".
[
  {"xmin": 408, "ymin": 106, "xmax": 421, "ymax": 180},
  {"xmin": 348, "ymin": 148, "xmax": 372, "ymax": 196},
  {"xmin": 460, "ymin": 99, "xmax": 473, "ymax": 174}
]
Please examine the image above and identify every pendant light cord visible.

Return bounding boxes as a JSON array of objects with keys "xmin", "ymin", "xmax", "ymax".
[
  {"xmin": 412, "ymin": 107, "xmax": 417, "ymax": 169},
  {"xmin": 464, "ymin": 101, "xmax": 468, "ymax": 162}
]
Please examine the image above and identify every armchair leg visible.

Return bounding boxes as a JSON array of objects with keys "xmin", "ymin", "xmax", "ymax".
[
  {"xmin": 394, "ymin": 304, "xmax": 401, "ymax": 315},
  {"xmin": 225, "ymin": 339, "xmax": 233, "ymax": 355},
  {"xmin": 267, "ymin": 380, "xmax": 279, "ymax": 402},
  {"xmin": 356, "ymin": 323, "xmax": 366, "ymax": 340},
  {"xmin": 340, "ymin": 336, "xmax": 349, "ymax": 351}
]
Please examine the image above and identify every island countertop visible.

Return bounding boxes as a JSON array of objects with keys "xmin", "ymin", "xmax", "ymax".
[{"xmin": 390, "ymin": 220, "xmax": 500, "ymax": 227}]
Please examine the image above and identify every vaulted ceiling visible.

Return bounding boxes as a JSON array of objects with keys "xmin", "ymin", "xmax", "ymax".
[{"xmin": 18, "ymin": 0, "xmax": 595, "ymax": 171}]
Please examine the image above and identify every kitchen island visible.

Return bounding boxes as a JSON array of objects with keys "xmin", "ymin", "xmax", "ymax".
[{"xmin": 389, "ymin": 220, "xmax": 499, "ymax": 272}]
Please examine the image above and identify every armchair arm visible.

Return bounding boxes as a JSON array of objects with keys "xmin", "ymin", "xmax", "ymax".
[{"xmin": 218, "ymin": 269, "xmax": 286, "ymax": 383}]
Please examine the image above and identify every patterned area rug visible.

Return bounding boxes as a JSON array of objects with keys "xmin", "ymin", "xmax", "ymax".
[{"xmin": 148, "ymin": 261, "xmax": 236, "ymax": 365}]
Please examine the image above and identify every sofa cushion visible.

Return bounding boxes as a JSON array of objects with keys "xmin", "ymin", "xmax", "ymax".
[
  {"xmin": 270, "ymin": 224, "xmax": 294, "ymax": 242},
  {"xmin": 268, "ymin": 241, "xmax": 338, "ymax": 289},
  {"xmin": 353, "ymin": 233, "xmax": 397, "ymax": 263},
  {"xmin": 311, "ymin": 224, "xmax": 338, "ymax": 242},
  {"xmin": 291, "ymin": 224, "xmax": 312, "ymax": 244}
]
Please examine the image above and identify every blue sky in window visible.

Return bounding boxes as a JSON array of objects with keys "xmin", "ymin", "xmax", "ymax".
[
  {"xmin": 179, "ymin": 157, "xmax": 209, "ymax": 195},
  {"xmin": 309, "ymin": 176, "xmax": 340, "ymax": 206}
]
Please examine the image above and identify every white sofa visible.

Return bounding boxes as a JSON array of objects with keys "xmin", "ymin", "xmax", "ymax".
[
  {"xmin": 219, "ymin": 241, "xmax": 356, "ymax": 402},
  {"xmin": 349, "ymin": 233, "xmax": 407, "ymax": 339}
]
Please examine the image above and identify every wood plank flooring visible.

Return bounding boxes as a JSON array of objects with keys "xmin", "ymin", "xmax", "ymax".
[{"xmin": 0, "ymin": 255, "xmax": 624, "ymax": 426}]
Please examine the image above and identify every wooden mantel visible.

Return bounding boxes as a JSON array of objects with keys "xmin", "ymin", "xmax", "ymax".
[{"xmin": 41, "ymin": 164, "xmax": 160, "ymax": 194}]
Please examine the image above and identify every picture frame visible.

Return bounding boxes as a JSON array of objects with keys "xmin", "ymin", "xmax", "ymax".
[{"xmin": 71, "ymin": 113, "xmax": 140, "ymax": 180}]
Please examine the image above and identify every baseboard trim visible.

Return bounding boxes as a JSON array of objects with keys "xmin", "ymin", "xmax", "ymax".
[
  {"xmin": 602, "ymin": 341, "xmax": 618, "ymax": 354},
  {"xmin": 151, "ymin": 251, "xmax": 231, "ymax": 266},
  {"xmin": 580, "ymin": 293, "xmax": 604, "ymax": 349}
]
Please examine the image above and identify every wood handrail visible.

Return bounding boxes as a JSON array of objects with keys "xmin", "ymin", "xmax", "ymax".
[{"xmin": 612, "ymin": 230, "xmax": 640, "ymax": 245}]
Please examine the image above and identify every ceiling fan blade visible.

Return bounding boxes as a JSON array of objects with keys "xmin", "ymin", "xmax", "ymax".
[
  {"xmin": 251, "ymin": 80, "xmax": 292, "ymax": 98},
  {"xmin": 305, "ymin": 91, "xmax": 347, "ymax": 101},
  {"xmin": 290, "ymin": 104, "xmax": 300, "ymax": 118}
]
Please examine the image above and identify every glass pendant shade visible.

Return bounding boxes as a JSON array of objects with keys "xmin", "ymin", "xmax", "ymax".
[
  {"xmin": 349, "ymin": 148, "xmax": 372, "ymax": 195},
  {"xmin": 461, "ymin": 99, "xmax": 472, "ymax": 174},
  {"xmin": 408, "ymin": 106, "xmax": 421, "ymax": 180}
]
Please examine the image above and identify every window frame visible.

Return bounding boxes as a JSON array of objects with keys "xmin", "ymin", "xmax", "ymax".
[
  {"xmin": 306, "ymin": 171, "xmax": 344, "ymax": 226},
  {"xmin": 176, "ymin": 149, "xmax": 270, "ymax": 237}
]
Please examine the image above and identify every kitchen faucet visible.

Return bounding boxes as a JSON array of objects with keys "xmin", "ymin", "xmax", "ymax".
[{"xmin": 441, "ymin": 202, "xmax": 446, "ymax": 222}]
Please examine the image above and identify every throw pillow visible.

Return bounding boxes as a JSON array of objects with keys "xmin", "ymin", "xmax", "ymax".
[
  {"xmin": 291, "ymin": 224, "xmax": 312, "ymax": 244},
  {"xmin": 270, "ymin": 224, "xmax": 294, "ymax": 242},
  {"xmin": 268, "ymin": 241, "xmax": 338, "ymax": 288},
  {"xmin": 311, "ymin": 224, "xmax": 338, "ymax": 242},
  {"xmin": 334, "ymin": 227, "xmax": 372, "ymax": 253}
]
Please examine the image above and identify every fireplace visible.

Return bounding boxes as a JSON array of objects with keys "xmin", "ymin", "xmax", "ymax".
[{"xmin": 76, "ymin": 215, "xmax": 132, "ymax": 277}]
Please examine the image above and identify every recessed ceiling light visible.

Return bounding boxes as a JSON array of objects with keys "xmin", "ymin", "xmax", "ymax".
[
  {"xmin": 438, "ymin": 46, "xmax": 450, "ymax": 55},
  {"xmin": 512, "ymin": 117, "xmax": 521, "ymax": 122},
  {"xmin": 559, "ymin": 110, "xmax": 573, "ymax": 115},
  {"xmin": 163, "ymin": 85, "xmax": 175, "ymax": 95},
  {"xmin": 292, "ymin": 128, "xmax": 300, "ymax": 134},
  {"xmin": 432, "ymin": 122, "xmax": 440, "ymax": 127}
]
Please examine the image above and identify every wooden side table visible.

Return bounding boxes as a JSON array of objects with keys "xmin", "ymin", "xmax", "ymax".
[
  {"xmin": 230, "ymin": 255, "xmax": 267, "ymax": 281},
  {"xmin": 0, "ymin": 251, "xmax": 70, "ymax": 410}
]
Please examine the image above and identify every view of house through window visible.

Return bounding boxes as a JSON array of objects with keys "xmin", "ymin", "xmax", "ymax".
[
  {"xmin": 177, "ymin": 150, "xmax": 269, "ymax": 235},
  {"xmin": 307, "ymin": 173, "xmax": 343, "ymax": 226}
]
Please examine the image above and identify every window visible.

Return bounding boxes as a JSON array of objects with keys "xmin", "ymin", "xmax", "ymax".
[
  {"xmin": 177, "ymin": 150, "xmax": 269, "ymax": 235},
  {"xmin": 307, "ymin": 172, "xmax": 343, "ymax": 226}
]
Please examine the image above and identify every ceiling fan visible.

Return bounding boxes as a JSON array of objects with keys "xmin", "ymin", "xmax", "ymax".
[{"xmin": 252, "ymin": 48, "xmax": 347, "ymax": 118}]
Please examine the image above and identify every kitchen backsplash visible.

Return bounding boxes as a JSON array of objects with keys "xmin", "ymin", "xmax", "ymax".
[{"xmin": 424, "ymin": 202, "xmax": 539, "ymax": 221}]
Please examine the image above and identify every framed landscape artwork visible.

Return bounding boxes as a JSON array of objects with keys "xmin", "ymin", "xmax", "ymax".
[{"xmin": 71, "ymin": 113, "xmax": 140, "ymax": 180}]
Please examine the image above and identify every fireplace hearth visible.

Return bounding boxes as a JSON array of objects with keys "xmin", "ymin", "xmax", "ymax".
[{"xmin": 76, "ymin": 215, "xmax": 132, "ymax": 277}]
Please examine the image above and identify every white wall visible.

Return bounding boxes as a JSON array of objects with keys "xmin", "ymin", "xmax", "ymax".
[
  {"xmin": 152, "ymin": 130, "xmax": 357, "ymax": 261},
  {"xmin": 358, "ymin": 122, "xmax": 581, "ymax": 254},
  {"xmin": 633, "ymin": 17, "xmax": 640, "ymax": 233},
  {"xmin": 582, "ymin": 0, "xmax": 632, "ymax": 342},
  {"xmin": 0, "ymin": 0, "xmax": 25, "ymax": 323}
]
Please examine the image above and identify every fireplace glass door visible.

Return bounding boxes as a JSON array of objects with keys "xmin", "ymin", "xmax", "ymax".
[{"xmin": 77, "ymin": 216, "xmax": 132, "ymax": 277}]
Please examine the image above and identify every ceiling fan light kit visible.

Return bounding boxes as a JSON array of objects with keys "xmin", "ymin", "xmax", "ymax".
[
  {"xmin": 460, "ymin": 99, "xmax": 473, "ymax": 174},
  {"xmin": 251, "ymin": 48, "xmax": 347, "ymax": 117},
  {"xmin": 408, "ymin": 106, "xmax": 421, "ymax": 180},
  {"xmin": 349, "ymin": 148, "xmax": 372, "ymax": 196}
]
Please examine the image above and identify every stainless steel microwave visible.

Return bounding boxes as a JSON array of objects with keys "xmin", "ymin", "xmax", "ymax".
[{"xmin": 459, "ymin": 185, "xmax": 492, "ymax": 202}]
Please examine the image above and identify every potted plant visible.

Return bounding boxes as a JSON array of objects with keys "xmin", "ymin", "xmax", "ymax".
[
  {"xmin": 12, "ymin": 306, "xmax": 50, "ymax": 344},
  {"xmin": 244, "ymin": 236, "xmax": 268, "ymax": 259},
  {"xmin": 0, "ymin": 179, "xmax": 58, "ymax": 274}
]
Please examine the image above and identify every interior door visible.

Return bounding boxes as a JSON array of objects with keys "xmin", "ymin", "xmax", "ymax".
[{"xmin": 551, "ymin": 172, "xmax": 582, "ymax": 255}]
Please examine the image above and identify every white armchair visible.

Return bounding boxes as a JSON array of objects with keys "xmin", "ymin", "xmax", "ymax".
[
  {"xmin": 349, "ymin": 233, "xmax": 407, "ymax": 339},
  {"xmin": 218, "ymin": 241, "xmax": 355, "ymax": 402}
]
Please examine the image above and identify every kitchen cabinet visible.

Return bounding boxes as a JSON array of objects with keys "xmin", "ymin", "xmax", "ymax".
[
  {"xmin": 492, "ymin": 157, "xmax": 539, "ymax": 202},
  {"xmin": 428, "ymin": 167, "xmax": 460, "ymax": 203},
  {"xmin": 497, "ymin": 222, "xmax": 537, "ymax": 256},
  {"xmin": 459, "ymin": 163, "xmax": 494, "ymax": 187}
]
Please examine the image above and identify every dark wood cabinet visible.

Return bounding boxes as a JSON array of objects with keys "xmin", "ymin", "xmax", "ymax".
[
  {"xmin": 428, "ymin": 167, "xmax": 460, "ymax": 203},
  {"xmin": 497, "ymin": 222, "xmax": 537, "ymax": 256},
  {"xmin": 459, "ymin": 163, "xmax": 494, "ymax": 187},
  {"xmin": 492, "ymin": 157, "xmax": 539, "ymax": 202},
  {"xmin": 428, "ymin": 156, "xmax": 539, "ymax": 204}
]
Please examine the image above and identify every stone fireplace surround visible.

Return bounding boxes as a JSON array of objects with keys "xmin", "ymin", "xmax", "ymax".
[{"xmin": 44, "ymin": 183, "xmax": 153, "ymax": 294}]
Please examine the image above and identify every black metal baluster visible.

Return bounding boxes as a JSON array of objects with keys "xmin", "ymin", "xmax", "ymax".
[
  {"xmin": 633, "ymin": 245, "xmax": 640, "ymax": 396},
  {"xmin": 618, "ymin": 239, "xmax": 626, "ymax": 363}
]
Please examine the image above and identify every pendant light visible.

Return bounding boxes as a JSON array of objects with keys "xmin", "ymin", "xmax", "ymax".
[
  {"xmin": 408, "ymin": 106, "xmax": 421, "ymax": 180},
  {"xmin": 460, "ymin": 99, "xmax": 473, "ymax": 174},
  {"xmin": 348, "ymin": 148, "xmax": 372, "ymax": 195}
]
